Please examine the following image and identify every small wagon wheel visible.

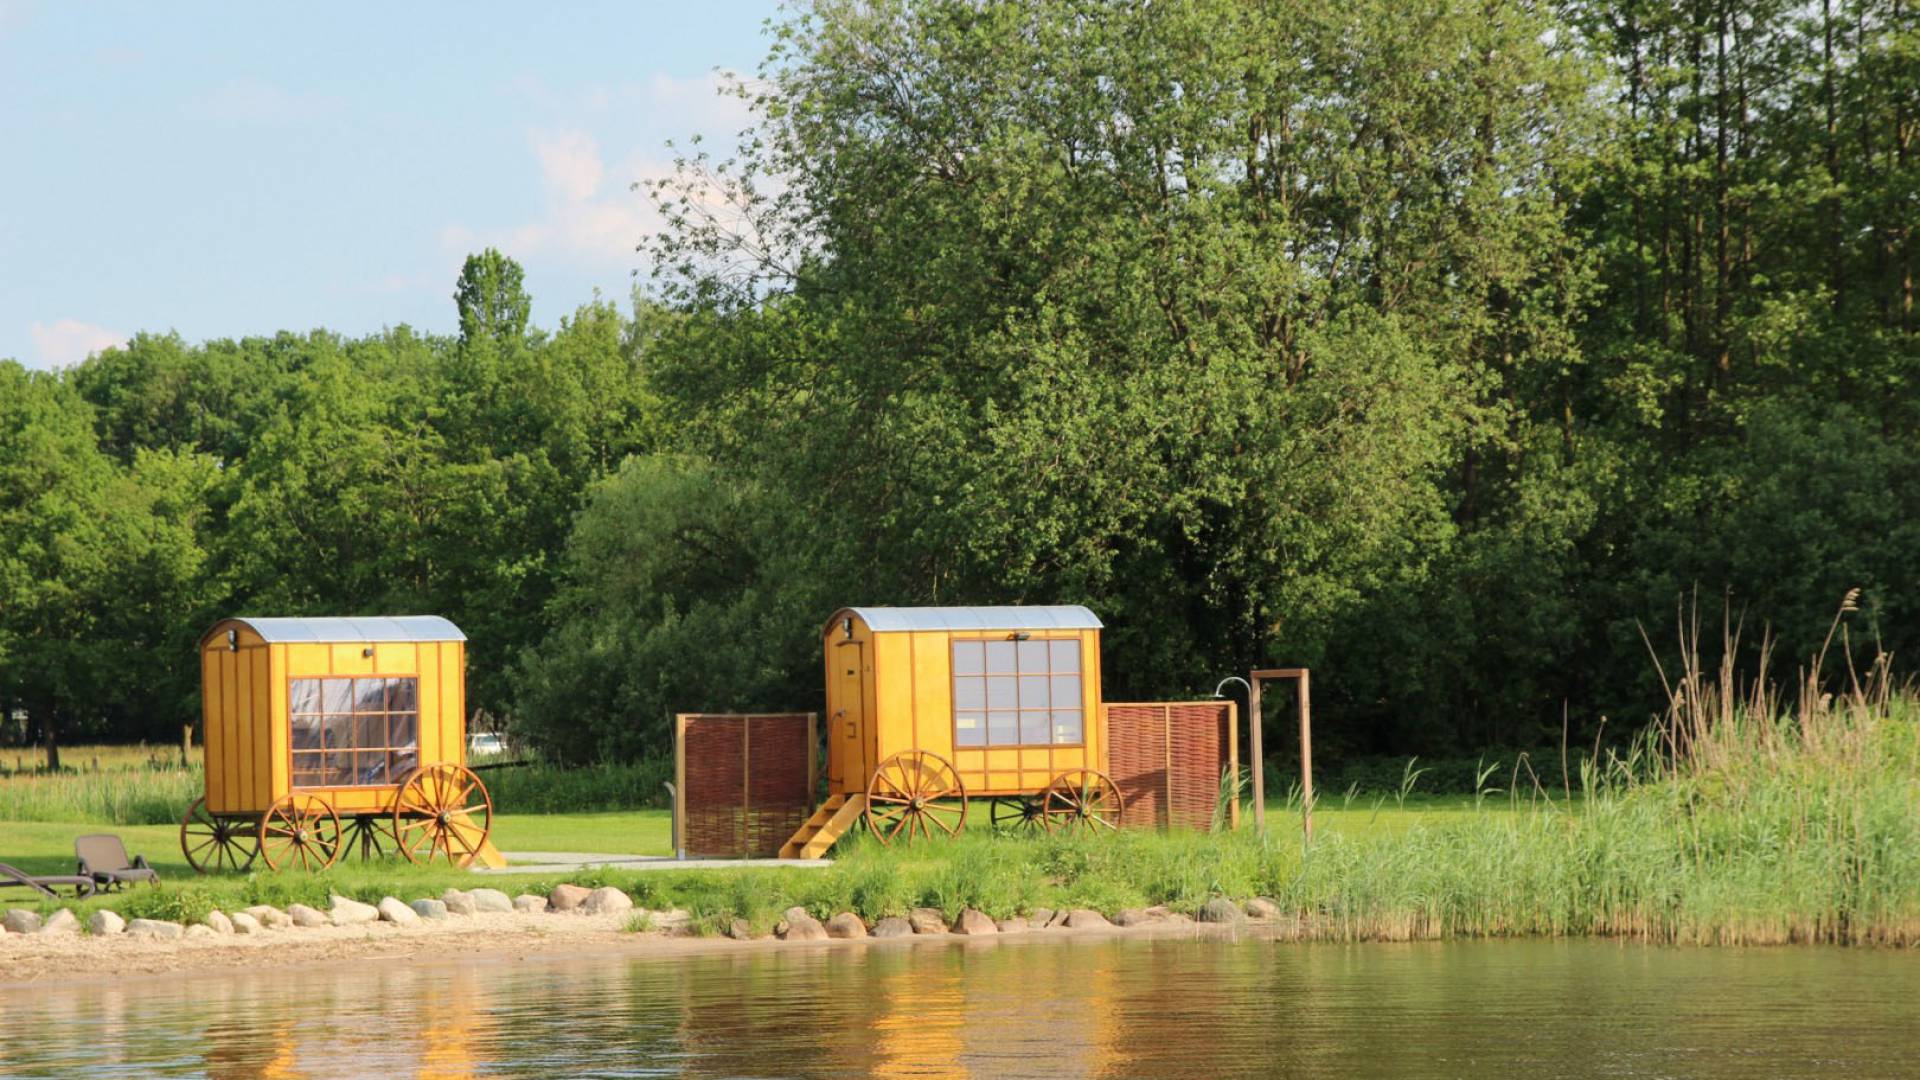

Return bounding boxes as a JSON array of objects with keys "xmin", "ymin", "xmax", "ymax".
[
  {"xmin": 392, "ymin": 763, "xmax": 494, "ymax": 867},
  {"xmin": 180, "ymin": 796, "xmax": 259, "ymax": 874},
  {"xmin": 258, "ymin": 793, "xmax": 343, "ymax": 872},
  {"xmin": 864, "ymin": 750, "xmax": 966, "ymax": 846},
  {"xmin": 344, "ymin": 814, "xmax": 400, "ymax": 862},
  {"xmin": 990, "ymin": 796, "xmax": 1046, "ymax": 835},
  {"xmin": 1041, "ymin": 769, "xmax": 1124, "ymax": 834}
]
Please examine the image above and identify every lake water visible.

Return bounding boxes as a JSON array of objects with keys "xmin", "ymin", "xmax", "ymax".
[{"xmin": 2, "ymin": 932, "xmax": 1915, "ymax": 1078}]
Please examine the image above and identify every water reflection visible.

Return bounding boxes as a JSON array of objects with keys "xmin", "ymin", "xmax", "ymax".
[{"xmin": 1, "ymin": 934, "xmax": 1916, "ymax": 1079}]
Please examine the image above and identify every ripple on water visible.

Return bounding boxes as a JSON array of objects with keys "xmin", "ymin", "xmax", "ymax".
[{"xmin": 0, "ymin": 935, "xmax": 1915, "ymax": 1079}]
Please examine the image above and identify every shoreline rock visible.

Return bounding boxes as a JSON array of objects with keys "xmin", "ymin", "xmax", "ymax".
[
  {"xmin": 952, "ymin": 909, "xmax": 996, "ymax": 935},
  {"xmin": 469, "ymin": 888, "xmax": 514, "ymax": 914},
  {"xmin": 39, "ymin": 909, "xmax": 81, "ymax": 936},
  {"xmin": 329, "ymin": 895, "xmax": 379, "ymax": 927},
  {"xmin": 778, "ymin": 906, "xmax": 828, "ymax": 941},
  {"xmin": 1197, "ymin": 898, "xmax": 1243, "ymax": 925},
  {"xmin": 125, "ymin": 918, "xmax": 184, "ymax": 940},
  {"xmin": 378, "ymin": 897, "xmax": 421, "ymax": 926},
  {"xmin": 582, "ymin": 887, "xmax": 632, "ymax": 916},
  {"xmin": 287, "ymin": 904, "xmax": 328, "ymax": 928},
  {"xmin": 3, "ymin": 910, "xmax": 43, "ymax": 935},
  {"xmin": 825, "ymin": 912, "xmax": 867, "ymax": 939},
  {"xmin": 244, "ymin": 905, "xmax": 291, "ymax": 930}
]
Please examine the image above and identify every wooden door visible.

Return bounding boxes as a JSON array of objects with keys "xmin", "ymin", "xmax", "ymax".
[{"xmin": 829, "ymin": 642, "xmax": 866, "ymax": 793}]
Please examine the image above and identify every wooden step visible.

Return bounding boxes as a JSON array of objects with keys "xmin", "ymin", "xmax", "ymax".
[{"xmin": 779, "ymin": 793, "xmax": 866, "ymax": 859}]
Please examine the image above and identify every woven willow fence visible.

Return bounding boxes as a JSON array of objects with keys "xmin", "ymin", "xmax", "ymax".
[
  {"xmin": 1104, "ymin": 701, "xmax": 1238, "ymax": 831},
  {"xmin": 674, "ymin": 713, "xmax": 816, "ymax": 857}
]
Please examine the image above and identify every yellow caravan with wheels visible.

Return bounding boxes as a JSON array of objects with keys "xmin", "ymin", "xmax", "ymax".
[
  {"xmin": 183, "ymin": 615, "xmax": 502, "ymax": 873},
  {"xmin": 781, "ymin": 605, "xmax": 1122, "ymax": 857}
]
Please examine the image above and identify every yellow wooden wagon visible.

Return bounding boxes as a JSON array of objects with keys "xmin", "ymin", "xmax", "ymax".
[
  {"xmin": 181, "ymin": 616, "xmax": 503, "ymax": 872},
  {"xmin": 780, "ymin": 606, "xmax": 1122, "ymax": 857}
]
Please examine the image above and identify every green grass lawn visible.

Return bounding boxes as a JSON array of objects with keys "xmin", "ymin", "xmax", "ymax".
[
  {"xmin": 0, "ymin": 793, "xmax": 1491, "ymax": 876},
  {"xmin": 0, "ymin": 794, "xmax": 1501, "ymax": 926}
]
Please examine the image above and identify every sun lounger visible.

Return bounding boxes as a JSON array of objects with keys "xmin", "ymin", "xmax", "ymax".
[
  {"xmin": 0, "ymin": 861, "xmax": 96, "ymax": 899},
  {"xmin": 74, "ymin": 834, "xmax": 160, "ymax": 890}
]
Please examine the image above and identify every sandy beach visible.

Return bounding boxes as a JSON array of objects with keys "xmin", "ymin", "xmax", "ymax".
[{"xmin": 0, "ymin": 904, "xmax": 1259, "ymax": 990}]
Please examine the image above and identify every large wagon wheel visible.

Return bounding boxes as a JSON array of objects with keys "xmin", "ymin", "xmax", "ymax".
[
  {"xmin": 343, "ymin": 814, "xmax": 399, "ymax": 861},
  {"xmin": 180, "ymin": 796, "xmax": 259, "ymax": 874},
  {"xmin": 258, "ymin": 793, "xmax": 343, "ymax": 871},
  {"xmin": 990, "ymin": 796, "xmax": 1046, "ymax": 835},
  {"xmin": 393, "ymin": 763, "xmax": 494, "ymax": 867},
  {"xmin": 864, "ymin": 750, "xmax": 967, "ymax": 846},
  {"xmin": 1041, "ymin": 769, "xmax": 1123, "ymax": 834}
]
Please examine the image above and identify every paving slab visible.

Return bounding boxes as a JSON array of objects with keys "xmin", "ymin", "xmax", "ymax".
[{"xmin": 479, "ymin": 852, "xmax": 833, "ymax": 874}]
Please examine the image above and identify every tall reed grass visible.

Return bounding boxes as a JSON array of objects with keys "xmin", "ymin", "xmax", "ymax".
[{"xmin": 0, "ymin": 745, "xmax": 200, "ymax": 825}]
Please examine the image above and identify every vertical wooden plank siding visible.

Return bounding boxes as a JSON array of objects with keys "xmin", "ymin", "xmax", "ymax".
[
  {"xmin": 201, "ymin": 646, "xmax": 223, "ymax": 812},
  {"xmin": 221, "ymin": 647, "xmax": 239, "ymax": 814},
  {"xmin": 234, "ymin": 645, "xmax": 253, "ymax": 812},
  {"xmin": 909, "ymin": 629, "xmax": 949, "ymax": 766},
  {"xmin": 1227, "ymin": 701, "xmax": 1240, "ymax": 830},
  {"xmin": 873, "ymin": 633, "xmax": 914, "ymax": 764},
  {"xmin": 453, "ymin": 641, "xmax": 467, "ymax": 761},
  {"xmin": 1087, "ymin": 629, "xmax": 1104, "ymax": 773},
  {"xmin": 674, "ymin": 714, "xmax": 686, "ymax": 854},
  {"xmin": 268, "ymin": 644, "xmax": 288, "ymax": 804},
  {"xmin": 418, "ymin": 640, "xmax": 440, "ymax": 765}
]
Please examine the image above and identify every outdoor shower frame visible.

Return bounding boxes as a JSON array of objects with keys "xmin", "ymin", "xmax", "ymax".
[{"xmin": 1247, "ymin": 668, "xmax": 1312, "ymax": 840}]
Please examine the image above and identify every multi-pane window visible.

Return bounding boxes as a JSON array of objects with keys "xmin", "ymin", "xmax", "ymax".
[
  {"xmin": 290, "ymin": 677, "xmax": 419, "ymax": 787},
  {"xmin": 952, "ymin": 638, "xmax": 1084, "ymax": 748}
]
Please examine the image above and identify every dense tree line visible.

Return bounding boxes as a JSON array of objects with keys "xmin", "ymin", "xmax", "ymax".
[{"xmin": 3, "ymin": 0, "xmax": 1914, "ymax": 767}]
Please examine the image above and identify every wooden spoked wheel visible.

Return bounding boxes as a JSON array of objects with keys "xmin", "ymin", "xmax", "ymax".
[
  {"xmin": 864, "ymin": 750, "xmax": 967, "ymax": 846},
  {"xmin": 393, "ymin": 763, "xmax": 494, "ymax": 867},
  {"xmin": 257, "ymin": 793, "xmax": 343, "ymax": 872},
  {"xmin": 180, "ymin": 796, "xmax": 259, "ymax": 874},
  {"xmin": 344, "ymin": 814, "xmax": 400, "ymax": 861},
  {"xmin": 1041, "ymin": 769, "xmax": 1124, "ymax": 834},
  {"xmin": 990, "ymin": 796, "xmax": 1046, "ymax": 835}
]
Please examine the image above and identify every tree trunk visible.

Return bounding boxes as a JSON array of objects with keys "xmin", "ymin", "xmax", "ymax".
[{"xmin": 43, "ymin": 707, "xmax": 61, "ymax": 772}]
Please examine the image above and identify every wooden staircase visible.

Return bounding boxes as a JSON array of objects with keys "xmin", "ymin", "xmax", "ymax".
[{"xmin": 779, "ymin": 793, "xmax": 867, "ymax": 859}]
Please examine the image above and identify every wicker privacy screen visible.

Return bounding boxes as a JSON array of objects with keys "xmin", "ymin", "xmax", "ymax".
[
  {"xmin": 675, "ymin": 713, "xmax": 816, "ymax": 857},
  {"xmin": 1104, "ymin": 702, "xmax": 1238, "ymax": 831}
]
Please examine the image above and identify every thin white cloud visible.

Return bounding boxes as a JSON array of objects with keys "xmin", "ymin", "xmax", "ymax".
[
  {"xmin": 533, "ymin": 130, "xmax": 605, "ymax": 203},
  {"xmin": 441, "ymin": 130, "xmax": 673, "ymax": 269},
  {"xmin": 637, "ymin": 71, "xmax": 755, "ymax": 136},
  {"xmin": 29, "ymin": 319, "xmax": 126, "ymax": 368},
  {"xmin": 442, "ymin": 72, "xmax": 759, "ymax": 273}
]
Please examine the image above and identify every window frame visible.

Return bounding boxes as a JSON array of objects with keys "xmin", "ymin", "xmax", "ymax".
[
  {"xmin": 949, "ymin": 636, "xmax": 1086, "ymax": 750},
  {"xmin": 286, "ymin": 673, "xmax": 422, "ymax": 790}
]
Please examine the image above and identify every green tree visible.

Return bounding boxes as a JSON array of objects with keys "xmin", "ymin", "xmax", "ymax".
[
  {"xmin": 454, "ymin": 248, "xmax": 531, "ymax": 349},
  {"xmin": 0, "ymin": 361, "xmax": 213, "ymax": 764},
  {"xmin": 598, "ymin": 0, "xmax": 1599, "ymax": 759}
]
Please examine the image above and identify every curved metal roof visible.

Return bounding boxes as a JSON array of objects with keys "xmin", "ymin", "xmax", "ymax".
[
  {"xmin": 203, "ymin": 615, "xmax": 466, "ymax": 645},
  {"xmin": 826, "ymin": 605, "xmax": 1103, "ymax": 634}
]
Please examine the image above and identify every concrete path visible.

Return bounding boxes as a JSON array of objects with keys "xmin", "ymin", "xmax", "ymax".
[{"xmin": 480, "ymin": 851, "xmax": 833, "ymax": 875}]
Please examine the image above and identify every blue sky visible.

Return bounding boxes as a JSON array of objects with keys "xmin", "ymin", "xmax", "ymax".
[{"xmin": 0, "ymin": 1, "xmax": 778, "ymax": 368}]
